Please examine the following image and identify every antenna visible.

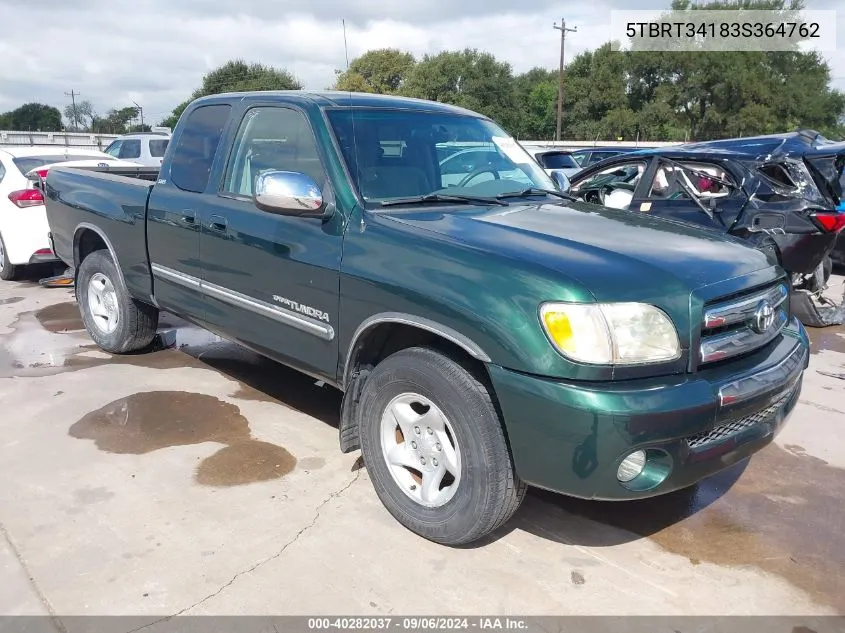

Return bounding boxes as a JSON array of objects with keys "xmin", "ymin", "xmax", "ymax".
[
  {"xmin": 342, "ymin": 19, "xmax": 350, "ymax": 71},
  {"xmin": 341, "ymin": 18, "xmax": 361, "ymax": 223}
]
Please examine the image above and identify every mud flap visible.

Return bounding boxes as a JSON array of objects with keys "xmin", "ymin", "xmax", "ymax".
[{"xmin": 339, "ymin": 366, "xmax": 371, "ymax": 453}]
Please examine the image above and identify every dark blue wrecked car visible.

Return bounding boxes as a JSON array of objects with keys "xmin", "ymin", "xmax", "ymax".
[{"xmin": 568, "ymin": 130, "xmax": 845, "ymax": 327}]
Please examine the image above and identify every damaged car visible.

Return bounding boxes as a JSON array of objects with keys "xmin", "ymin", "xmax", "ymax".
[{"xmin": 567, "ymin": 130, "xmax": 845, "ymax": 327}]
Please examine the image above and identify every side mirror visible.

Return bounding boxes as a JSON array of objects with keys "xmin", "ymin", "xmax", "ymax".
[
  {"xmin": 253, "ymin": 170, "xmax": 328, "ymax": 218},
  {"xmin": 551, "ymin": 170, "xmax": 571, "ymax": 193}
]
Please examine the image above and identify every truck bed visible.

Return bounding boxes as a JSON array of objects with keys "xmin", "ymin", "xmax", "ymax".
[{"xmin": 45, "ymin": 167, "xmax": 158, "ymax": 301}]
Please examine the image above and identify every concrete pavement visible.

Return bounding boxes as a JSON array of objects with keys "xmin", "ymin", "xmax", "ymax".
[{"xmin": 1, "ymin": 270, "xmax": 843, "ymax": 622}]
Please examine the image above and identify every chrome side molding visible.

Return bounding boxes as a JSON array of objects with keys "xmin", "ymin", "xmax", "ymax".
[{"xmin": 150, "ymin": 263, "xmax": 335, "ymax": 341}]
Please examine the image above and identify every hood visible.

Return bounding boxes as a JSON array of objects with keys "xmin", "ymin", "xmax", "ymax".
[{"xmin": 380, "ymin": 201, "xmax": 776, "ymax": 302}]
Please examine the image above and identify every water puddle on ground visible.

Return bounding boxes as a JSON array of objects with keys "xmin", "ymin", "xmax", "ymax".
[
  {"xmin": 1, "ymin": 303, "xmax": 342, "ymax": 425},
  {"xmin": 527, "ymin": 442, "xmax": 845, "ymax": 611},
  {"xmin": 807, "ymin": 324, "xmax": 845, "ymax": 355},
  {"xmin": 0, "ymin": 302, "xmax": 95, "ymax": 378},
  {"xmin": 0, "ymin": 297, "xmax": 23, "ymax": 305},
  {"xmin": 35, "ymin": 301, "xmax": 85, "ymax": 332},
  {"xmin": 69, "ymin": 391, "xmax": 297, "ymax": 486}
]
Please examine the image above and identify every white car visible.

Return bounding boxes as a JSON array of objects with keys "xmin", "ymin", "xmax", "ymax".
[
  {"xmin": 103, "ymin": 132, "xmax": 170, "ymax": 167},
  {"xmin": 0, "ymin": 147, "xmax": 140, "ymax": 280}
]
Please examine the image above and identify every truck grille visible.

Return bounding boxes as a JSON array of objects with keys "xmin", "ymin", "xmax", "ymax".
[
  {"xmin": 686, "ymin": 390, "xmax": 791, "ymax": 450},
  {"xmin": 698, "ymin": 281, "xmax": 789, "ymax": 366}
]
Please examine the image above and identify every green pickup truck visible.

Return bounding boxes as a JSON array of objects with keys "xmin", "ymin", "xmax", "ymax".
[{"xmin": 44, "ymin": 91, "xmax": 809, "ymax": 545}]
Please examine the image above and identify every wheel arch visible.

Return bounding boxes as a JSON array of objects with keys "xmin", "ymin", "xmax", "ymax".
[
  {"xmin": 72, "ymin": 223, "xmax": 128, "ymax": 290},
  {"xmin": 339, "ymin": 313, "xmax": 496, "ymax": 454},
  {"xmin": 342, "ymin": 312, "xmax": 492, "ymax": 388}
]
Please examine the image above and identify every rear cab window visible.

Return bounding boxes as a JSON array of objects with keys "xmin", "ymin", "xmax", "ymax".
[{"xmin": 170, "ymin": 104, "xmax": 232, "ymax": 193}]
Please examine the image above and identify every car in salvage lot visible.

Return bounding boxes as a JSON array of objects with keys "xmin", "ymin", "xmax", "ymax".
[
  {"xmin": 568, "ymin": 145, "xmax": 643, "ymax": 167},
  {"xmin": 567, "ymin": 130, "xmax": 845, "ymax": 327},
  {"xmin": 0, "ymin": 147, "xmax": 141, "ymax": 280},
  {"xmin": 103, "ymin": 131, "xmax": 171, "ymax": 167},
  {"xmin": 519, "ymin": 144, "xmax": 583, "ymax": 178}
]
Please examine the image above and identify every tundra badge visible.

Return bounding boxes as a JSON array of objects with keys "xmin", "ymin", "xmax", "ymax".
[{"xmin": 273, "ymin": 295, "xmax": 331, "ymax": 323}]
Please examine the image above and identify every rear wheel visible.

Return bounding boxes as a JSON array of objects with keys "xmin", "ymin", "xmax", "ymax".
[
  {"xmin": 0, "ymin": 234, "xmax": 18, "ymax": 281},
  {"xmin": 77, "ymin": 249, "xmax": 158, "ymax": 353},
  {"xmin": 358, "ymin": 346, "xmax": 526, "ymax": 545}
]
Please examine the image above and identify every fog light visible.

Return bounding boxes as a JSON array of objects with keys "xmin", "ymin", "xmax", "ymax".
[{"xmin": 617, "ymin": 450, "xmax": 647, "ymax": 483}]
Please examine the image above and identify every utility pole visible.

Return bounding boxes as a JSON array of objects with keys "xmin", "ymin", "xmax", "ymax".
[
  {"xmin": 65, "ymin": 90, "xmax": 79, "ymax": 130},
  {"xmin": 553, "ymin": 19, "xmax": 577, "ymax": 142},
  {"xmin": 132, "ymin": 101, "xmax": 144, "ymax": 130}
]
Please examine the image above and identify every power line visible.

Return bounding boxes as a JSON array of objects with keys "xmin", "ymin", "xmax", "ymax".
[{"xmin": 553, "ymin": 18, "xmax": 577, "ymax": 142}]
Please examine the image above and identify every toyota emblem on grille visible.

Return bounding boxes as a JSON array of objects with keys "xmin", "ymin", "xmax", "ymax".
[{"xmin": 751, "ymin": 299, "xmax": 775, "ymax": 334}]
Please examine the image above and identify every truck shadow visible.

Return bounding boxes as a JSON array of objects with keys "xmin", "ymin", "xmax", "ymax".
[
  {"xmin": 154, "ymin": 315, "xmax": 748, "ymax": 548},
  {"xmin": 500, "ymin": 458, "xmax": 747, "ymax": 549},
  {"xmin": 153, "ymin": 314, "xmax": 342, "ymax": 430},
  {"xmin": 8, "ymin": 263, "xmax": 64, "ymax": 288}
]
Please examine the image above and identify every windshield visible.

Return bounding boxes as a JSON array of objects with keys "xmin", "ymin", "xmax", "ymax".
[
  {"xmin": 12, "ymin": 154, "xmax": 115, "ymax": 174},
  {"xmin": 326, "ymin": 108, "xmax": 556, "ymax": 204}
]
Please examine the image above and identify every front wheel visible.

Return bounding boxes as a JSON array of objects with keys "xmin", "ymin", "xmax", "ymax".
[
  {"xmin": 77, "ymin": 249, "xmax": 159, "ymax": 353},
  {"xmin": 358, "ymin": 347, "xmax": 526, "ymax": 545}
]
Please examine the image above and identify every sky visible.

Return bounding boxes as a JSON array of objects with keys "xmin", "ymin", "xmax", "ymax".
[{"xmin": 0, "ymin": 0, "xmax": 842, "ymax": 127}]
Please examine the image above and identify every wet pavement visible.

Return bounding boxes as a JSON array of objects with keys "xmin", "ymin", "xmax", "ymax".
[{"xmin": 0, "ymin": 272, "xmax": 844, "ymax": 619}]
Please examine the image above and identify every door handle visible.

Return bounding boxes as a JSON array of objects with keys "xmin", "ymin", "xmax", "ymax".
[
  {"xmin": 181, "ymin": 210, "xmax": 196, "ymax": 224},
  {"xmin": 208, "ymin": 215, "xmax": 228, "ymax": 232}
]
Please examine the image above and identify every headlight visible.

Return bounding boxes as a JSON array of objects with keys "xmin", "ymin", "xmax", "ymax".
[{"xmin": 540, "ymin": 302, "xmax": 681, "ymax": 365}]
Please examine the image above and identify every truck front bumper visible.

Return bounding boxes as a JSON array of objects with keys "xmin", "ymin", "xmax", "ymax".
[{"xmin": 488, "ymin": 317, "xmax": 809, "ymax": 500}]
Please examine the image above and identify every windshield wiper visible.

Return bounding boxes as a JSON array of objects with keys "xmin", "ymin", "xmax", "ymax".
[
  {"xmin": 496, "ymin": 187, "xmax": 579, "ymax": 202},
  {"xmin": 380, "ymin": 193, "xmax": 509, "ymax": 207}
]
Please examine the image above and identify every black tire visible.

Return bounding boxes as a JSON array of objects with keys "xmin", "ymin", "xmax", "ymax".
[
  {"xmin": 0, "ymin": 233, "xmax": 17, "ymax": 281},
  {"xmin": 77, "ymin": 249, "xmax": 159, "ymax": 353},
  {"xmin": 358, "ymin": 346, "xmax": 526, "ymax": 545}
]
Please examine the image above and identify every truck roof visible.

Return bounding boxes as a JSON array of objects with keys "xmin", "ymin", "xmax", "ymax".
[{"xmin": 191, "ymin": 90, "xmax": 487, "ymax": 118}]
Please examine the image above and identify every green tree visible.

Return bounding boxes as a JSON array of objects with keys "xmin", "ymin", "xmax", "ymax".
[
  {"xmin": 64, "ymin": 99, "xmax": 94, "ymax": 131},
  {"xmin": 92, "ymin": 106, "xmax": 141, "ymax": 134},
  {"xmin": 161, "ymin": 60, "xmax": 302, "ymax": 128},
  {"xmin": 400, "ymin": 49, "xmax": 519, "ymax": 130},
  {"xmin": 0, "ymin": 103, "xmax": 63, "ymax": 131},
  {"xmin": 512, "ymin": 68, "xmax": 557, "ymax": 139},
  {"xmin": 560, "ymin": 44, "xmax": 632, "ymax": 140},
  {"xmin": 333, "ymin": 49, "xmax": 415, "ymax": 93},
  {"xmin": 621, "ymin": 0, "xmax": 845, "ymax": 140}
]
